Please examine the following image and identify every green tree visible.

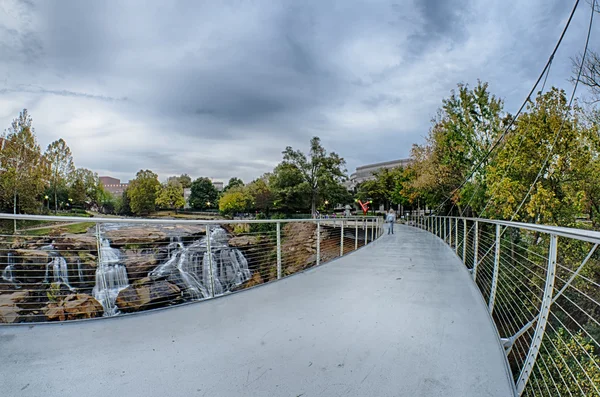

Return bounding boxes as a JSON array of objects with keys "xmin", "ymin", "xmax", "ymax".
[
  {"xmin": 246, "ymin": 177, "xmax": 273, "ymax": 213},
  {"xmin": 224, "ymin": 177, "xmax": 244, "ymax": 192},
  {"xmin": 70, "ymin": 168, "xmax": 103, "ymax": 208},
  {"xmin": 407, "ymin": 81, "xmax": 505, "ymax": 214},
  {"xmin": 281, "ymin": 136, "xmax": 347, "ymax": 216},
  {"xmin": 116, "ymin": 188, "xmax": 132, "ymax": 215},
  {"xmin": 0, "ymin": 109, "xmax": 47, "ymax": 223},
  {"xmin": 167, "ymin": 174, "xmax": 192, "ymax": 189},
  {"xmin": 44, "ymin": 138, "xmax": 75, "ymax": 213},
  {"xmin": 218, "ymin": 186, "xmax": 251, "ymax": 214},
  {"xmin": 189, "ymin": 177, "xmax": 219, "ymax": 210},
  {"xmin": 485, "ymin": 88, "xmax": 594, "ymax": 225},
  {"xmin": 127, "ymin": 170, "xmax": 160, "ymax": 215},
  {"xmin": 155, "ymin": 180, "xmax": 185, "ymax": 210},
  {"xmin": 269, "ymin": 163, "xmax": 309, "ymax": 212}
]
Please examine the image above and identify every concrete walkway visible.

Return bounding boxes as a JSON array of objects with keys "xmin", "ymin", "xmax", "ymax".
[{"xmin": 0, "ymin": 225, "xmax": 516, "ymax": 397}]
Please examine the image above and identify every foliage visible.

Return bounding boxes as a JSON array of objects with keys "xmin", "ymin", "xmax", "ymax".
[
  {"xmin": 485, "ymin": 88, "xmax": 594, "ymax": 225},
  {"xmin": 246, "ymin": 177, "xmax": 274, "ymax": 213},
  {"xmin": 269, "ymin": 163, "xmax": 310, "ymax": 212},
  {"xmin": 406, "ymin": 81, "xmax": 506, "ymax": 214},
  {"xmin": 127, "ymin": 170, "xmax": 160, "ymax": 215},
  {"xmin": 280, "ymin": 136, "xmax": 347, "ymax": 215},
  {"xmin": 167, "ymin": 174, "xmax": 192, "ymax": 189},
  {"xmin": 356, "ymin": 167, "xmax": 409, "ymax": 210},
  {"xmin": 224, "ymin": 177, "xmax": 244, "ymax": 192},
  {"xmin": 218, "ymin": 186, "xmax": 251, "ymax": 214},
  {"xmin": 44, "ymin": 138, "xmax": 75, "ymax": 213},
  {"xmin": 189, "ymin": 177, "xmax": 219, "ymax": 210},
  {"xmin": 115, "ymin": 189, "xmax": 132, "ymax": 216},
  {"xmin": 0, "ymin": 109, "xmax": 48, "ymax": 215},
  {"xmin": 155, "ymin": 179, "xmax": 185, "ymax": 210}
]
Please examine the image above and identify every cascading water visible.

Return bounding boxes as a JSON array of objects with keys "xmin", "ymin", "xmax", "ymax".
[
  {"xmin": 149, "ymin": 226, "xmax": 251, "ymax": 299},
  {"xmin": 2, "ymin": 252, "xmax": 19, "ymax": 288},
  {"xmin": 92, "ymin": 239, "xmax": 129, "ymax": 316},
  {"xmin": 44, "ymin": 255, "xmax": 75, "ymax": 291}
]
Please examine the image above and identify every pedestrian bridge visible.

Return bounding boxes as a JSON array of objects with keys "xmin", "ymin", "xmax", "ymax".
[{"xmin": 1, "ymin": 215, "xmax": 598, "ymax": 396}]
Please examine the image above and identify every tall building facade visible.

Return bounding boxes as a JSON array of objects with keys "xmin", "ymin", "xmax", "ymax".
[
  {"xmin": 99, "ymin": 176, "xmax": 129, "ymax": 196},
  {"xmin": 346, "ymin": 158, "xmax": 411, "ymax": 191}
]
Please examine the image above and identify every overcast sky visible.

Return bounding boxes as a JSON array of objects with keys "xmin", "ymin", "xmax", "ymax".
[{"xmin": 0, "ymin": 0, "xmax": 596, "ymax": 183}]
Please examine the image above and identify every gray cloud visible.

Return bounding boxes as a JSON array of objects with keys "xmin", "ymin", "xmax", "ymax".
[{"xmin": 0, "ymin": 0, "xmax": 597, "ymax": 183}]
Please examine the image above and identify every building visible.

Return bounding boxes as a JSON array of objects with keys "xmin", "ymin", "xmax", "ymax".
[
  {"xmin": 99, "ymin": 176, "xmax": 129, "ymax": 196},
  {"xmin": 346, "ymin": 158, "xmax": 411, "ymax": 191},
  {"xmin": 212, "ymin": 180, "xmax": 224, "ymax": 192}
]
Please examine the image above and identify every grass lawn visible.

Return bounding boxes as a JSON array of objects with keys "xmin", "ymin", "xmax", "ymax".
[{"xmin": 21, "ymin": 222, "xmax": 96, "ymax": 236}]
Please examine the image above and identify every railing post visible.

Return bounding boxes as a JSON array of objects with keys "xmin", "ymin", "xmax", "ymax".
[
  {"xmin": 364, "ymin": 219, "xmax": 368, "ymax": 246},
  {"xmin": 455, "ymin": 218, "xmax": 459, "ymax": 254},
  {"xmin": 516, "ymin": 234, "xmax": 558, "ymax": 395},
  {"xmin": 355, "ymin": 219, "xmax": 358, "ymax": 250},
  {"xmin": 276, "ymin": 221, "xmax": 282, "ymax": 279},
  {"xmin": 444, "ymin": 217, "xmax": 447, "ymax": 243},
  {"xmin": 340, "ymin": 220, "xmax": 344, "ymax": 257},
  {"xmin": 462, "ymin": 219, "xmax": 467, "ymax": 264},
  {"xmin": 472, "ymin": 221, "xmax": 479, "ymax": 281},
  {"xmin": 449, "ymin": 218, "xmax": 453, "ymax": 247},
  {"xmin": 488, "ymin": 224, "xmax": 501, "ymax": 313},
  {"xmin": 205, "ymin": 224, "xmax": 215, "ymax": 298},
  {"xmin": 370, "ymin": 219, "xmax": 374, "ymax": 241},
  {"xmin": 316, "ymin": 220, "xmax": 321, "ymax": 266}
]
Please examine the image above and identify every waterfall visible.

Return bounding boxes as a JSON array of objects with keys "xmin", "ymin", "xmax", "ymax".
[
  {"xmin": 92, "ymin": 239, "xmax": 129, "ymax": 316},
  {"xmin": 148, "ymin": 226, "xmax": 251, "ymax": 299},
  {"xmin": 1, "ymin": 252, "xmax": 19, "ymax": 288},
  {"xmin": 44, "ymin": 256, "xmax": 75, "ymax": 291}
]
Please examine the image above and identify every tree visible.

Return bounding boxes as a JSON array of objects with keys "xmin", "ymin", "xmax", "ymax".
[
  {"xmin": 116, "ymin": 188, "xmax": 132, "ymax": 216},
  {"xmin": 269, "ymin": 163, "xmax": 310, "ymax": 212},
  {"xmin": 155, "ymin": 180, "xmax": 185, "ymax": 210},
  {"xmin": 189, "ymin": 177, "xmax": 219, "ymax": 210},
  {"xmin": 71, "ymin": 168, "xmax": 103, "ymax": 208},
  {"xmin": 406, "ymin": 81, "xmax": 506, "ymax": 215},
  {"xmin": 127, "ymin": 170, "xmax": 160, "ymax": 215},
  {"xmin": 281, "ymin": 136, "xmax": 347, "ymax": 216},
  {"xmin": 224, "ymin": 177, "xmax": 244, "ymax": 192},
  {"xmin": 44, "ymin": 138, "xmax": 74, "ymax": 213},
  {"xmin": 0, "ymin": 109, "xmax": 47, "ymax": 223},
  {"xmin": 167, "ymin": 174, "xmax": 192, "ymax": 189},
  {"xmin": 218, "ymin": 186, "xmax": 251, "ymax": 215},
  {"xmin": 485, "ymin": 87, "xmax": 593, "ymax": 225},
  {"xmin": 246, "ymin": 177, "xmax": 273, "ymax": 213}
]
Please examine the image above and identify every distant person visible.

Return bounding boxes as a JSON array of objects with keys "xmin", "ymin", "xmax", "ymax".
[{"xmin": 386, "ymin": 209, "xmax": 396, "ymax": 235}]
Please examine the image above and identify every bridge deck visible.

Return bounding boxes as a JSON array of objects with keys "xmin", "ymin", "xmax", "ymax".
[{"xmin": 0, "ymin": 225, "xmax": 515, "ymax": 396}]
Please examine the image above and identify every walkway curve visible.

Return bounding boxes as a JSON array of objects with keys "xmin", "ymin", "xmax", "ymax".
[{"xmin": 0, "ymin": 225, "xmax": 516, "ymax": 396}]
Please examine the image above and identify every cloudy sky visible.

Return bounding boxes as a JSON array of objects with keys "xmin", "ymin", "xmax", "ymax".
[{"xmin": 0, "ymin": 0, "xmax": 596, "ymax": 183}]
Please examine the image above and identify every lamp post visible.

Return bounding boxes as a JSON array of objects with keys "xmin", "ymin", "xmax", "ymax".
[
  {"xmin": 44, "ymin": 195, "xmax": 49, "ymax": 211},
  {"xmin": 324, "ymin": 200, "xmax": 329, "ymax": 214}
]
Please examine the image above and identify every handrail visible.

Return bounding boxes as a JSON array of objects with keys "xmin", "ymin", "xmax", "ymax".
[
  {"xmin": 0, "ymin": 213, "xmax": 383, "ymax": 325},
  {"xmin": 0, "ymin": 212, "xmax": 380, "ymax": 225},
  {"xmin": 410, "ymin": 214, "xmax": 600, "ymax": 396}
]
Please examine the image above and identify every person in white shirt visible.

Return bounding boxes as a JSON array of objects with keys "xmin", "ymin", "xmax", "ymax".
[{"xmin": 386, "ymin": 209, "xmax": 396, "ymax": 234}]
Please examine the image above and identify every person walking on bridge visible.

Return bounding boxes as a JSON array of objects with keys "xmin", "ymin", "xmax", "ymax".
[{"xmin": 386, "ymin": 209, "xmax": 396, "ymax": 235}]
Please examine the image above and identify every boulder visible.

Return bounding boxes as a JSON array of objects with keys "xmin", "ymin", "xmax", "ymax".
[
  {"xmin": 0, "ymin": 291, "xmax": 29, "ymax": 323},
  {"xmin": 104, "ymin": 227, "xmax": 167, "ymax": 246},
  {"xmin": 55, "ymin": 234, "xmax": 97, "ymax": 251},
  {"xmin": 44, "ymin": 293, "xmax": 103, "ymax": 321},
  {"xmin": 228, "ymin": 235, "xmax": 264, "ymax": 247},
  {"xmin": 115, "ymin": 277, "xmax": 181, "ymax": 312},
  {"xmin": 122, "ymin": 251, "xmax": 159, "ymax": 282}
]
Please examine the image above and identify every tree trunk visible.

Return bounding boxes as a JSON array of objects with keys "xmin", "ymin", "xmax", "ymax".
[{"xmin": 311, "ymin": 191, "xmax": 316, "ymax": 218}]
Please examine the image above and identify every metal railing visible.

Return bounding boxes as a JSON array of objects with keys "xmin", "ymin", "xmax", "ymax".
[
  {"xmin": 0, "ymin": 214, "xmax": 382, "ymax": 323},
  {"xmin": 410, "ymin": 215, "xmax": 600, "ymax": 397}
]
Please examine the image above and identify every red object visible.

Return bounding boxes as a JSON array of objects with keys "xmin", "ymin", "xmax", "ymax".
[{"xmin": 357, "ymin": 200, "xmax": 370, "ymax": 215}]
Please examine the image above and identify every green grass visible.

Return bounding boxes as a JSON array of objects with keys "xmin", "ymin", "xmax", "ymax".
[{"xmin": 22, "ymin": 222, "xmax": 96, "ymax": 236}]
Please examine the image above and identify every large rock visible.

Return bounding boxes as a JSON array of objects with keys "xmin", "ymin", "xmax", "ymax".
[
  {"xmin": 44, "ymin": 293, "xmax": 103, "ymax": 321},
  {"xmin": 115, "ymin": 277, "xmax": 181, "ymax": 312},
  {"xmin": 122, "ymin": 250, "xmax": 159, "ymax": 282},
  {"xmin": 0, "ymin": 291, "xmax": 29, "ymax": 323},
  {"xmin": 56, "ymin": 234, "xmax": 97, "ymax": 251},
  {"xmin": 104, "ymin": 227, "xmax": 167, "ymax": 246},
  {"xmin": 228, "ymin": 235, "xmax": 264, "ymax": 247}
]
